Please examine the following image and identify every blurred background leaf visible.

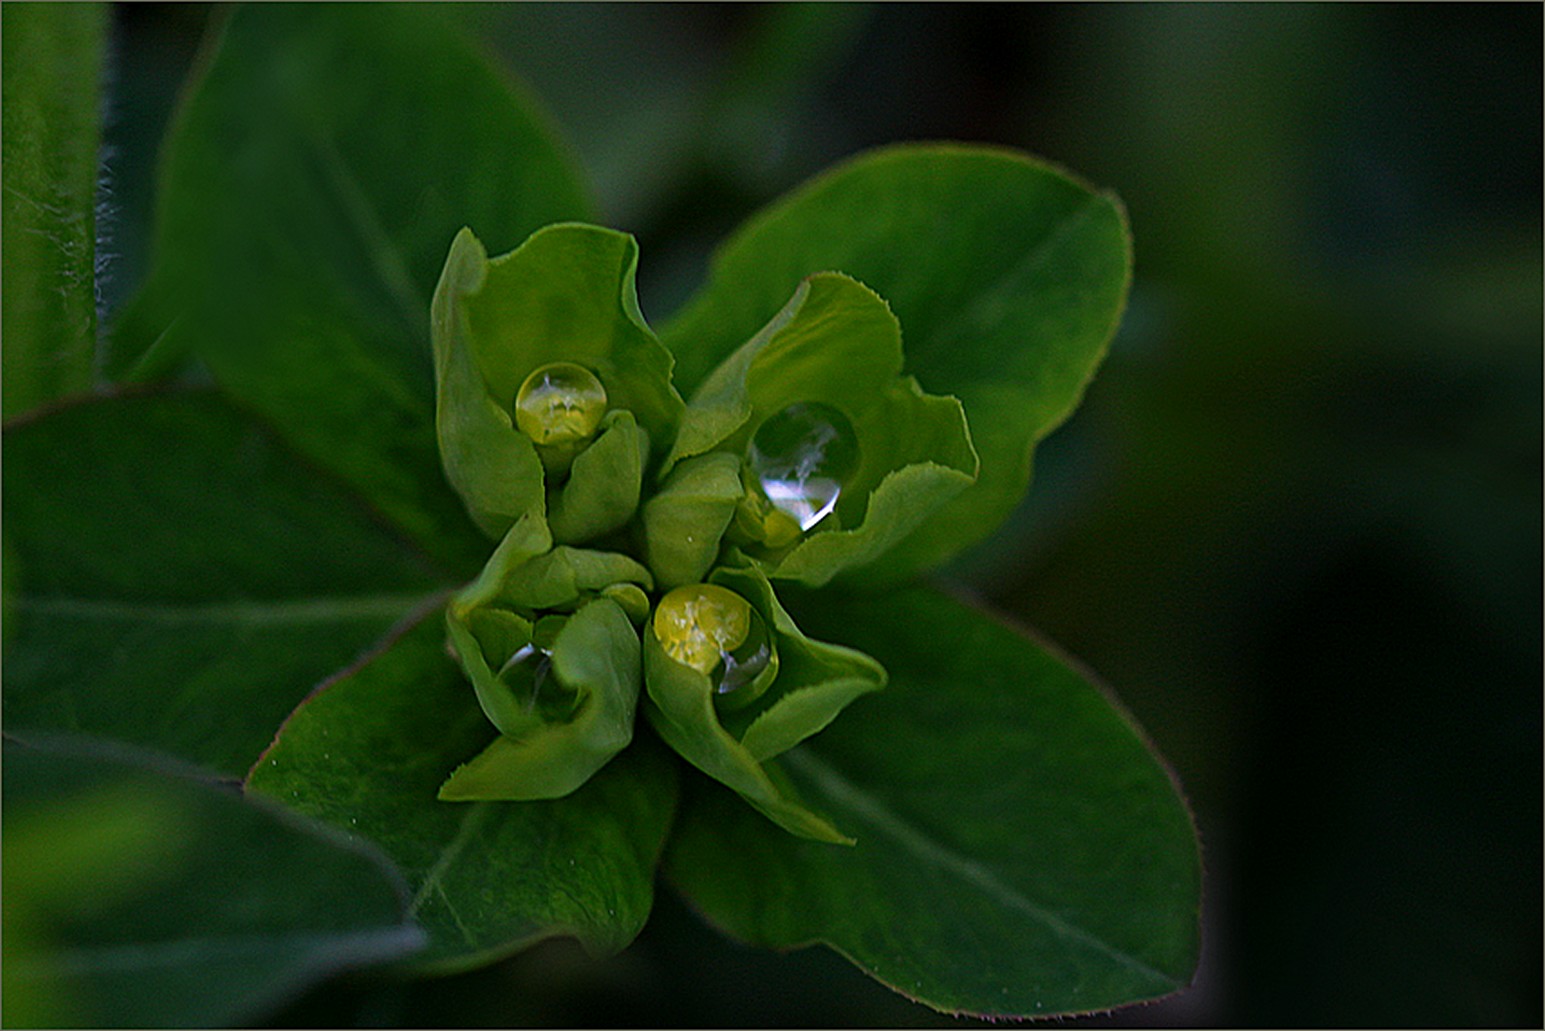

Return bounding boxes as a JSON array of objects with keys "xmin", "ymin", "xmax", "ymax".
[
  {"xmin": 2, "ymin": 735, "xmax": 424, "ymax": 1028},
  {"xmin": 1, "ymin": 2, "xmax": 107, "ymax": 417},
  {"xmin": 74, "ymin": 2, "xmax": 1545, "ymax": 1026}
]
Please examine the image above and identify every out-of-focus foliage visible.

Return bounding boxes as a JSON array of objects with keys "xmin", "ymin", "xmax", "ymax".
[
  {"xmin": 3, "ymin": 737, "xmax": 423, "ymax": 1028},
  {"xmin": 1, "ymin": 3, "xmax": 106, "ymax": 417}
]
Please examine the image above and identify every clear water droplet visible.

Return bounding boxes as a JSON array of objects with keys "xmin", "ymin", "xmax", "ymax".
[
  {"xmin": 514, "ymin": 362, "xmax": 607, "ymax": 446},
  {"xmin": 498, "ymin": 644, "xmax": 553, "ymax": 713},
  {"xmin": 717, "ymin": 615, "xmax": 771, "ymax": 701},
  {"xmin": 498, "ymin": 637, "xmax": 578, "ymax": 721},
  {"xmin": 653, "ymin": 584, "xmax": 773, "ymax": 701},
  {"xmin": 747, "ymin": 402, "xmax": 860, "ymax": 533}
]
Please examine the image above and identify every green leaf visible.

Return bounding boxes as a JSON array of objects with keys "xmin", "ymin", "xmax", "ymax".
[
  {"xmin": 1, "ymin": 3, "xmax": 107, "ymax": 418},
  {"xmin": 111, "ymin": 4, "xmax": 592, "ymax": 568},
  {"xmin": 665, "ymin": 586, "xmax": 1201, "ymax": 1017},
  {"xmin": 3, "ymin": 735, "xmax": 423, "ymax": 1028},
  {"xmin": 441, "ymin": 507, "xmax": 653, "ymax": 799},
  {"xmin": 1, "ymin": 391, "xmax": 450, "ymax": 776},
  {"xmin": 432, "ymin": 223, "xmax": 684, "ymax": 539},
  {"xmin": 643, "ymin": 566, "xmax": 885, "ymax": 844},
  {"xmin": 661, "ymin": 144, "xmax": 1132, "ymax": 583},
  {"xmin": 667, "ymin": 271, "xmax": 977, "ymax": 587},
  {"xmin": 429, "ymin": 228, "xmax": 546, "ymax": 540},
  {"xmin": 641, "ymin": 452, "xmax": 744, "ymax": 590},
  {"xmin": 492, "ymin": 545, "xmax": 654, "ymax": 614},
  {"xmin": 440, "ymin": 597, "xmax": 640, "ymax": 801},
  {"xmin": 547, "ymin": 410, "xmax": 650, "ymax": 545},
  {"xmin": 247, "ymin": 611, "xmax": 679, "ymax": 970}
]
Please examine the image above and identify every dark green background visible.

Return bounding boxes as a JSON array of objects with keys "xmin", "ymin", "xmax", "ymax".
[{"xmin": 97, "ymin": 4, "xmax": 1541, "ymax": 1026}]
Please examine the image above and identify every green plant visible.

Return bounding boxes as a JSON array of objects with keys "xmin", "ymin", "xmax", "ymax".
[{"xmin": 3, "ymin": 5, "xmax": 1200, "ymax": 1025}]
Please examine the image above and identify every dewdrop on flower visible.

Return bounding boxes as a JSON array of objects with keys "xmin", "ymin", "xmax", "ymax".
[
  {"xmin": 514, "ymin": 362, "xmax": 608, "ymax": 447},
  {"xmin": 734, "ymin": 402, "xmax": 860, "ymax": 547},
  {"xmin": 653, "ymin": 583, "xmax": 773, "ymax": 705}
]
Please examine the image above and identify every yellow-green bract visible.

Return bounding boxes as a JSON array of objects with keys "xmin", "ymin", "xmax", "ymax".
[{"xmin": 430, "ymin": 222, "xmax": 986, "ymax": 839}]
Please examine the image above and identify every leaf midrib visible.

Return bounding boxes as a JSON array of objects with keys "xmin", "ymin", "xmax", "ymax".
[
  {"xmin": 13, "ymin": 591, "xmax": 438, "ymax": 626},
  {"xmin": 920, "ymin": 193, "xmax": 1108, "ymax": 357},
  {"xmin": 408, "ymin": 800, "xmax": 491, "ymax": 933},
  {"xmin": 303, "ymin": 117, "xmax": 428, "ymax": 342},
  {"xmin": 784, "ymin": 747, "xmax": 1180, "ymax": 990}
]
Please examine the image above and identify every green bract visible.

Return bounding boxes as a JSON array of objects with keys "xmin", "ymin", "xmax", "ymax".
[
  {"xmin": 641, "ymin": 452, "xmax": 743, "ymax": 590},
  {"xmin": 661, "ymin": 145, "xmax": 1133, "ymax": 585},
  {"xmin": 440, "ymin": 511, "xmax": 650, "ymax": 801},
  {"xmin": 429, "ymin": 223, "xmax": 969, "ymax": 826},
  {"xmin": 431, "ymin": 223, "xmax": 683, "ymax": 542},
  {"xmin": 643, "ymin": 565, "xmax": 886, "ymax": 844},
  {"xmin": 664, "ymin": 271, "xmax": 979, "ymax": 587}
]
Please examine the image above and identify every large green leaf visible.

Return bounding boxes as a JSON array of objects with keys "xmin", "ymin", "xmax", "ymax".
[
  {"xmin": 111, "ymin": 4, "xmax": 593, "ymax": 568},
  {"xmin": 247, "ymin": 611, "xmax": 678, "ymax": 971},
  {"xmin": 2, "ymin": 391, "xmax": 451, "ymax": 776},
  {"xmin": 2, "ymin": 735, "xmax": 423, "ymax": 1028},
  {"xmin": 1, "ymin": 3, "xmax": 107, "ymax": 418},
  {"xmin": 661, "ymin": 144, "xmax": 1132, "ymax": 583},
  {"xmin": 664, "ymin": 586, "xmax": 1200, "ymax": 1017}
]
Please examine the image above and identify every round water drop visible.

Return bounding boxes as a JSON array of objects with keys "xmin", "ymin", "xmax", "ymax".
[
  {"xmin": 748, "ymin": 402, "xmax": 860, "ymax": 533},
  {"xmin": 514, "ymin": 362, "xmax": 607, "ymax": 446},
  {"xmin": 653, "ymin": 584, "xmax": 773, "ymax": 701}
]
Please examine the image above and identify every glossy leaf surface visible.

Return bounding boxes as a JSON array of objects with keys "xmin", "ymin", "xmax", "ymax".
[
  {"xmin": 1, "ymin": 3, "xmax": 106, "ymax": 417},
  {"xmin": 662, "ymin": 145, "xmax": 1131, "ymax": 583},
  {"xmin": 665, "ymin": 586, "xmax": 1200, "ymax": 1017},
  {"xmin": 248, "ymin": 613, "xmax": 678, "ymax": 970},
  {"xmin": 2, "ymin": 391, "xmax": 449, "ymax": 776},
  {"xmin": 113, "ymin": 4, "xmax": 592, "ymax": 567},
  {"xmin": 3, "ymin": 736, "xmax": 423, "ymax": 1028}
]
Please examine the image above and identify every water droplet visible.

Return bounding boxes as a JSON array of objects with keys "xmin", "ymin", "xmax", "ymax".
[
  {"xmin": 514, "ymin": 362, "xmax": 607, "ymax": 446},
  {"xmin": 497, "ymin": 641, "xmax": 576, "ymax": 720},
  {"xmin": 653, "ymin": 584, "xmax": 772, "ymax": 702},
  {"xmin": 747, "ymin": 402, "xmax": 859, "ymax": 533}
]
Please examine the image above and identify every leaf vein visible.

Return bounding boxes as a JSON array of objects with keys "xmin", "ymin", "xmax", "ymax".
[
  {"xmin": 435, "ymin": 880, "xmax": 478, "ymax": 946},
  {"xmin": 784, "ymin": 748, "xmax": 1178, "ymax": 989},
  {"xmin": 928, "ymin": 194, "xmax": 1107, "ymax": 349},
  {"xmin": 304, "ymin": 124, "xmax": 428, "ymax": 339},
  {"xmin": 14, "ymin": 592, "xmax": 435, "ymax": 626},
  {"xmin": 408, "ymin": 801, "xmax": 491, "ymax": 920}
]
